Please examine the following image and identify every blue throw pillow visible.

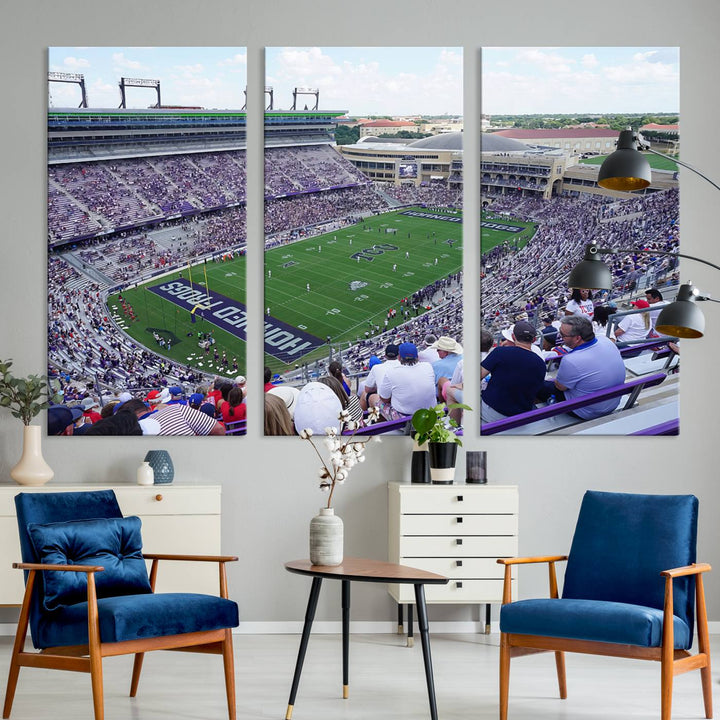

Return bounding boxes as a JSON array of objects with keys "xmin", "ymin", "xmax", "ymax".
[{"xmin": 27, "ymin": 516, "xmax": 152, "ymax": 611}]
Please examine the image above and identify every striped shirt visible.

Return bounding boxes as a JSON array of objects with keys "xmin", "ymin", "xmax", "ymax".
[{"xmin": 153, "ymin": 404, "xmax": 219, "ymax": 436}]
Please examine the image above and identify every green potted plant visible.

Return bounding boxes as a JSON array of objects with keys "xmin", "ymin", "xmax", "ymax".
[
  {"xmin": 0, "ymin": 359, "xmax": 56, "ymax": 485},
  {"xmin": 412, "ymin": 402, "xmax": 471, "ymax": 484}
]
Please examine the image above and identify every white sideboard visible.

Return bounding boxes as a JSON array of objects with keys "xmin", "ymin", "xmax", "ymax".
[
  {"xmin": 388, "ymin": 482, "xmax": 518, "ymax": 634},
  {"xmin": 0, "ymin": 484, "xmax": 222, "ymax": 605}
]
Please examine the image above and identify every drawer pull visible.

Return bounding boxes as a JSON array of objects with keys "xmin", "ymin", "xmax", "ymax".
[
  {"xmin": 456, "ymin": 560, "xmax": 463, "ymax": 567},
  {"xmin": 455, "ymin": 581, "xmax": 463, "ymax": 589},
  {"xmin": 456, "ymin": 517, "xmax": 463, "ymax": 523},
  {"xmin": 155, "ymin": 494, "xmax": 163, "ymax": 502},
  {"xmin": 456, "ymin": 539, "xmax": 463, "ymax": 545},
  {"xmin": 457, "ymin": 495, "xmax": 464, "ymax": 502}
]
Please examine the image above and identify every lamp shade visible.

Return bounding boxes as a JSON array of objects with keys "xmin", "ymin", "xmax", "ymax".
[
  {"xmin": 568, "ymin": 246, "xmax": 613, "ymax": 290},
  {"xmin": 655, "ymin": 284, "xmax": 706, "ymax": 339},
  {"xmin": 597, "ymin": 129, "xmax": 652, "ymax": 191}
]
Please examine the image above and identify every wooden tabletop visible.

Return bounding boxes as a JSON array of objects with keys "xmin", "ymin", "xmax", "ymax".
[{"xmin": 285, "ymin": 557, "xmax": 448, "ymax": 585}]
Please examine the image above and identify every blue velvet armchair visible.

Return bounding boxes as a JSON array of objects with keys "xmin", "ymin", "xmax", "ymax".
[
  {"xmin": 2, "ymin": 490, "xmax": 239, "ymax": 720},
  {"xmin": 498, "ymin": 490, "xmax": 712, "ymax": 720}
]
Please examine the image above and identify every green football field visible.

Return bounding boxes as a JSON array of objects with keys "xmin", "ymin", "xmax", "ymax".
[
  {"xmin": 107, "ymin": 206, "xmax": 535, "ymax": 376},
  {"xmin": 580, "ymin": 152, "xmax": 679, "ymax": 172}
]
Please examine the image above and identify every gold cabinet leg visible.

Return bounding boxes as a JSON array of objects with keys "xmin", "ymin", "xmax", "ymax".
[
  {"xmin": 285, "ymin": 704, "xmax": 293, "ymax": 720},
  {"xmin": 343, "ymin": 684, "xmax": 349, "ymax": 699}
]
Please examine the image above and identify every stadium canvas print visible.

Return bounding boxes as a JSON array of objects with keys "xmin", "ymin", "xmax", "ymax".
[
  {"xmin": 263, "ymin": 47, "xmax": 464, "ymax": 436},
  {"xmin": 479, "ymin": 47, "xmax": 680, "ymax": 436},
  {"xmin": 48, "ymin": 47, "xmax": 248, "ymax": 437}
]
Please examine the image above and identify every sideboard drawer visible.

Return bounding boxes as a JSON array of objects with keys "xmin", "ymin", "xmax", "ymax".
[
  {"xmin": 399, "ymin": 486, "xmax": 517, "ymax": 514},
  {"xmin": 114, "ymin": 486, "xmax": 221, "ymax": 517},
  {"xmin": 401, "ymin": 513, "xmax": 517, "ymax": 536},
  {"xmin": 402, "ymin": 557, "xmax": 508, "ymax": 579},
  {"xmin": 400, "ymin": 535, "xmax": 518, "ymax": 558}
]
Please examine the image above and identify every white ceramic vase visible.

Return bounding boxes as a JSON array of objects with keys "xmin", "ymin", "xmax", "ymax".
[
  {"xmin": 309, "ymin": 507, "xmax": 343, "ymax": 566},
  {"xmin": 136, "ymin": 461, "xmax": 154, "ymax": 486},
  {"xmin": 10, "ymin": 425, "xmax": 54, "ymax": 486}
]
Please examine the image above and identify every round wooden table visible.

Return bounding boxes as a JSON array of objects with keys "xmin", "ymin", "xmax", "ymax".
[{"xmin": 284, "ymin": 557, "xmax": 448, "ymax": 720}]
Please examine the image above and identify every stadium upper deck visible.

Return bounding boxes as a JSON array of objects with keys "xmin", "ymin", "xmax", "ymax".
[{"xmin": 48, "ymin": 108, "xmax": 345, "ymax": 163}]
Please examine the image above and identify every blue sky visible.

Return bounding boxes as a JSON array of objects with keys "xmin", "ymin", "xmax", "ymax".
[
  {"xmin": 49, "ymin": 47, "xmax": 247, "ymax": 110},
  {"xmin": 265, "ymin": 47, "xmax": 463, "ymax": 116},
  {"xmin": 48, "ymin": 46, "xmax": 678, "ymax": 116},
  {"xmin": 482, "ymin": 47, "xmax": 679, "ymax": 115}
]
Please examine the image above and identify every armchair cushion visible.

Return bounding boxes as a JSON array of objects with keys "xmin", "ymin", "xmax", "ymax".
[
  {"xmin": 35, "ymin": 593, "xmax": 239, "ymax": 648},
  {"xmin": 28, "ymin": 516, "xmax": 152, "ymax": 611},
  {"xmin": 500, "ymin": 598, "xmax": 691, "ymax": 649}
]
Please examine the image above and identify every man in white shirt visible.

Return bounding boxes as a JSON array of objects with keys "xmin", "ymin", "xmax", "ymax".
[
  {"xmin": 377, "ymin": 342, "xmax": 437, "ymax": 421},
  {"xmin": 645, "ymin": 288, "xmax": 669, "ymax": 334},
  {"xmin": 360, "ymin": 343, "xmax": 400, "ymax": 410}
]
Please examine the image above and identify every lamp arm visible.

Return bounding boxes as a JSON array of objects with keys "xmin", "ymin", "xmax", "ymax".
[
  {"xmin": 643, "ymin": 146, "xmax": 720, "ymax": 194},
  {"xmin": 592, "ymin": 246, "xmax": 720, "ymax": 274}
]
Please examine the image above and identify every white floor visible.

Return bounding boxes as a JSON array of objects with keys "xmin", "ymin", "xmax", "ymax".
[{"xmin": 0, "ymin": 632, "xmax": 717, "ymax": 720}]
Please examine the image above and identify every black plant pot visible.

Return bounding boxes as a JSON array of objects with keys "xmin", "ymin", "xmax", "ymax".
[{"xmin": 428, "ymin": 442, "xmax": 457, "ymax": 484}]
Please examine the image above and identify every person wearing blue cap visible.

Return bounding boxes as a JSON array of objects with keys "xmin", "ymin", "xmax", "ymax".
[
  {"xmin": 166, "ymin": 386, "xmax": 187, "ymax": 405},
  {"xmin": 376, "ymin": 342, "xmax": 436, "ymax": 421},
  {"xmin": 48, "ymin": 405, "xmax": 83, "ymax": 436}
]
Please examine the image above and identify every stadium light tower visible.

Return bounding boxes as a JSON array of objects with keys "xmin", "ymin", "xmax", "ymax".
[
  {"xmin": 291, "ymin": 87, "xmax": 319, "ymax": 111},
  {"xmin": 119, "ymin": 77, "xmax": 161, "ymax": 109},
  {"xmin": 265, "ymin": 87, "xmax": 274, "ymax": 111},
  {"xmin": 48, "ymin": 72, "xmax": 88, "ymax": 108}
]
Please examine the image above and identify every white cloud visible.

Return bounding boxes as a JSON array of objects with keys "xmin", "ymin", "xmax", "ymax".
[
  {"xmin": 63, "ymin": 56, "xmax": 90, "ymax": 69},
  {"xmin": 219, "ymin": 53, "xmax": 247, "ymax": 67},
  {"xmin": 112, "ymin": 52, "xmax": 144, "ymax": 72},
  {"xmin": 581, "ymin": 54, "xmax": 598, "ymax": 68}
]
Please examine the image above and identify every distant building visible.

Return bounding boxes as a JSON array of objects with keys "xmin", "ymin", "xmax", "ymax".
[
  {"xmin": 359, "ymin": 120, "xmax": 417, "ymax": 137},
  {"xmin": 490, "ymin": 128, "xmax": 620, "ymax": 155}
]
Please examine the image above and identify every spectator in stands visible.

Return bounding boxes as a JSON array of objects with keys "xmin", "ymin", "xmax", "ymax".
[
  {"xmin": 614, "ymin": 300, "xmax": 651, "ymax": 343},
  {"xmin": 48, "ymin": 405, "xmax": 83, "ymax": 436},
  {"xmin": 234, "ymin": 375, "xmax": 247, "ymax": 397},
  {"xmin": 221, "ymin": 386, "xmax": 246, "ymax": 426},
  {"xmin": 80, "ymin": 397, "xmax": 102, "ymax": 425},
  {"xmin": 481, "ymin": 321, "xmax": 547, "ymax": 423},
  {"xmin": 267, "ymin": 385, "xmax": 300, "ymax": 419},
  {"xmin": 480, "ymin": 329, "xmax": 494, "ymax": 361},
  {"xmin": 644, "ymin": 288, "xmax": 668, "ymax": 334},
  {"xmin": 361, "ymin": 343, "xmax": 400, "ymax": 410},
  {"xmin": 139, "ymin": 393, "xmax": 225, "ymax": 436},
  {"xmin": 592, "ymin": 305, "xmax": 617, "ymax": 340},
  {"xmin": 417, "ymin": 334, "xmax": 440, "ymax": 364},
  {"xmin": 318, "ymin": 375, "xmax": 363, "ymax": 424},
  {"xmin": 264, "ymin": 367, "xmax": 274, "ymax": 392},
  {"xmin": 564, "ymin": 288, "xmax": 594, "ymax": 319},
  {"xmin": 377, "ymin": 342, "xmax": 437, "ymax": 421},
  {"xmin": 82, "ymin": 410, "xmax": 143, "ymax": 436},
  {"xmin": 550, "ymin": 315, "xmax": 626, "ymax": 420},
  {"xmin": 431, "ymin": 336, "xmax": 463, "ymax": 398},
  {"xmin": 328, "ymin": 361, "xmax": 352, "ymax": 395},
  {"xmin": 445, "ymin": 358, "xmax": 464, "ymax": 426},
  {"xmin": 293, "ymin": 381, "xmax": 343, "ymax": 435},
  {"xmin": 264, "ymin": 392, "xmax": 295, "ymax": 436},
  {"xmin": 166, "ymin": 386, "xmax": 187, "ymax": 405}
]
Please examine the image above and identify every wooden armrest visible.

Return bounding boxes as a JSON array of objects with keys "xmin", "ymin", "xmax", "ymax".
[
  {"xmin": 498, "ymin": 555, "xmax": 568, "ymax": 566},
  {"xmin": 661, "ymin": 562, "xmax": 711, "ymax": 578},
  {"xmin": 13, "ymin": 562, "xmax": 104, "ymax": 573},
  {"xmin": 142, "ymin": 553, "xmax": 239, "ymax": 563}
]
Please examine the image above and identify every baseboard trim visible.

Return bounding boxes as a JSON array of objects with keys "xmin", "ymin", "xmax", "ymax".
[{"xmin": 2, "ymin": 620, "xmax": 720, "ymax": 636}]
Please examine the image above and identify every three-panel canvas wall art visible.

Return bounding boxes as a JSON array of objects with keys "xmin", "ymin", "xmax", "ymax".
[{"xmin": 46, "ymin": 46, "xmax": 680, "ymax": 437}]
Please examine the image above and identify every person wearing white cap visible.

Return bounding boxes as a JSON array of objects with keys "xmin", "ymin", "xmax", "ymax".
[
  {"xmin": 430, "ymin": 336, "xmax": 463, "ymax": 399},
  {"xmin": 80, "ymin": 397, "xmax": 102, "ymax": 425},
  {"xmin": 268, "ymin": 385, "xmax": 300, "ymax": 418},
  {"xmin": 293, "ymin": 382, "xmax": 343, "ymax": 435}
]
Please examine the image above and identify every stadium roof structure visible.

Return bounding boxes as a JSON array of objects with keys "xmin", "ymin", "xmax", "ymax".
[{"xmin": 407, "ymin": 130, "xmax": 531, "ymax": 153}]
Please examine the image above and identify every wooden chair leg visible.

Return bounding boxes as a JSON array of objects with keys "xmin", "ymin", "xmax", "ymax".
[
  {"xmin": 499, "ymin": 633, "xmax": 510, "ymax": 720},
  {"xmin": 695, "ymin": 574, "xmax": 713, "ymax": 719},
  {"xmin": 222, "ymin": 629, "xmax": 236, "ymax": 720},
  {"xmin": 554, "ymin": 651, "xmax": 567, "ymax": 699},
  {"xmin": 3, "ymin": 571, "xmax": 35, "ymax": 719},
  {"xmin": 130, "ymin": 653, "xmax": 144, "ymax": 697},
  {"xmin": 87, "ymin": 574, "xmax": 104, "ymax": 720}
]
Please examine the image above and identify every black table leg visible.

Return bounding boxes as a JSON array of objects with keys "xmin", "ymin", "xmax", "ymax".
[
  {"xmin": 342, "ymin": 579, "xmax": 350, "ymax": 699},
  {"xmin": 407, "ymin": 602, "xmax": 414, "ymax": 647},
  {"xmin": 286, "ymin": 576, "xmax": 323, "ymax": 720},
  {"xmin": 397, "ymin": 602, "xmax": 404, "ymax": 634},
  {"xmin": 485, "ymin": 603, "xmax": 491, "ymax": 634},
  {"xmin": 414, "ymin": 583, "xmax": 439, "ymax": 720}
]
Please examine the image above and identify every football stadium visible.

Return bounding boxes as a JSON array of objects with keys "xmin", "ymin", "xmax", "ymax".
[{"xmin": 47, "ymin": 88, "xmax": 680, "ymax": 437}]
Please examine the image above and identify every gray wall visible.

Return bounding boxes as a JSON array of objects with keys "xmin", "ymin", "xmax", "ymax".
[{"xmin": 1, "ymin": 0, "xmax": 719, "ymax": 626}]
